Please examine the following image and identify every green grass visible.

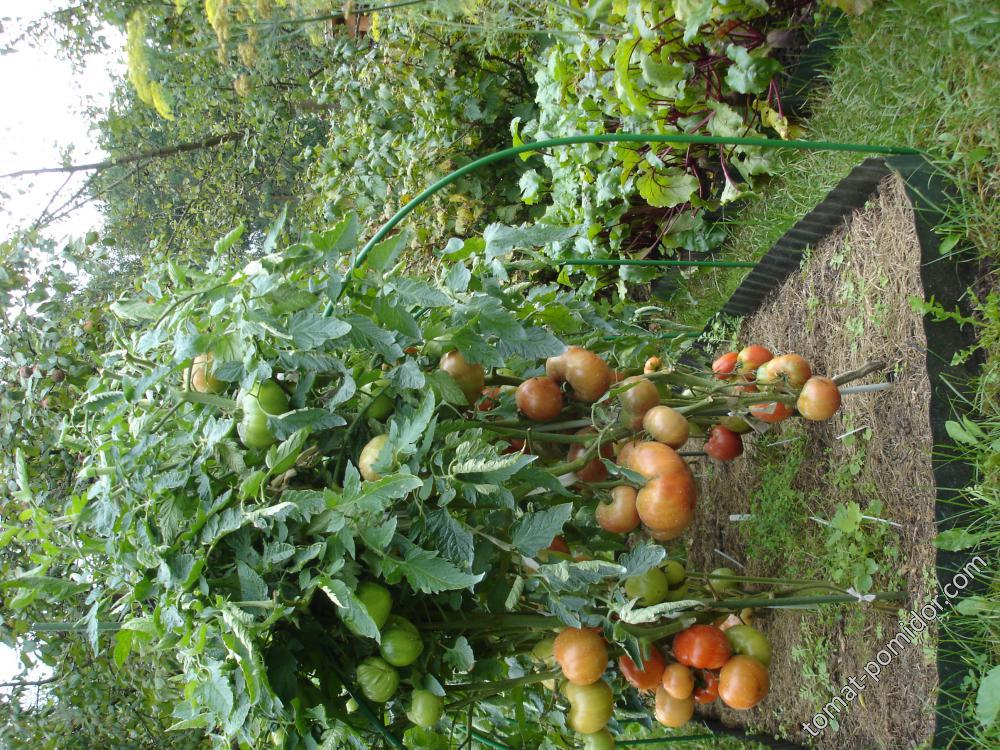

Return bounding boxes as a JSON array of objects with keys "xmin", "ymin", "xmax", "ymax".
[
  {"xmin": 679, "ymin": 1, "xmax": 1000, "ymax": 743},
  {"xmin": 676, "ymin": 0, "xmax": 999, "ymax": 331}
]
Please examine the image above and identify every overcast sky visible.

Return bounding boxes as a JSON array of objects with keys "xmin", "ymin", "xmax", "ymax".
[{"xmin": 0, "ymin": 0, "xmax": 122, "ymax": 686}]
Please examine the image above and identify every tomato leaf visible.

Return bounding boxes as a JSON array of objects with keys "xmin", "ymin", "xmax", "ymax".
[
  {"xmin": 442, "ymin": 635, "xmax": 474, "ymax": 672},
  {"xmin": 423, "ymin": 508, "xmax": 475, "ymax": 567},
  {"xmin": 511, "ymin": 503, "xmax": 574, "ymax": 557},
  {"xmin": 617, "ymin": 541, "xmax": 667, "ymax": 577},
  {"xmin": 320, "ymin": 577, "xmax": 381, "ymax": 643},
  {"xmin": 391, "ymin": 547, "xmax": 484, "ymax": 594}
]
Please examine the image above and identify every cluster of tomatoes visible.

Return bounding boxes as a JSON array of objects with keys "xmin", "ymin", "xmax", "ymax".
[
  {"xmin": 345, "ymin": 582, "xmax": 446, "ymax": 728},
  {"xmin": 546, "ymin": 609, "xmax": 772, "ymax": 745},
  {"xmin": 703, "ymin": 344, "xmax": 843, "ymax": 461}
]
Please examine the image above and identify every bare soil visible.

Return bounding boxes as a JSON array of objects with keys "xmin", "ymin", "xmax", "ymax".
[{"xmin": 686, "ymin": 176, "xmax": 939, "ymax": 749}]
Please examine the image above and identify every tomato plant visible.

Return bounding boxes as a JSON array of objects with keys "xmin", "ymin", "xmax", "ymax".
[{"xmin": 673, "ymin": 625, "xmax": 732, "ymax": 670}]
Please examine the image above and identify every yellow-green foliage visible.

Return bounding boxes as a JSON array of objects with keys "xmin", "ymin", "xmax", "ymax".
[{"xmin": 125, "ymin": 11, "xmax": 174, "ymax": 120}]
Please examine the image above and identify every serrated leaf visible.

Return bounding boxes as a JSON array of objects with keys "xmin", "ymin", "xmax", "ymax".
[
  {"xmin": 320, "ymin": 578, "xmax": 380, "ymax": 642},
  {"xmin": 360, "ymin": 518, "xmax": 397, "ymax": 552},
  {"xmin": 443, "ymin": 635, "xmax": 474, "ymax": 672},
  {"xmin": 618, "ymin": 598, "xmax": 702, "ymax": 624},
  {"xmin": 237, "ymin": 561, "xmax": 268, "ymax": 601},
  {"xmin": 365, "ymin": 230, "xmax": 410, "ymax": 272},
  {"xmin": 388, "ymin": 277, "xmax": 451, "ymax": 307},
  {"xmin": 269, "ymin": 409, "xmax": 346, "ymax": 440},
  {"xmin": 265, "ymin": 429, "xmax": 309, "ymax": 475},
  {"xmin": 424, "ymin": 509, "xmax": 474, "ymax": 566},
  {"xmin": 395, "ymin": 547, "xmax": 484, "ymax": 594},
  {"xmin": 505, "ymin": 575, "xmax": 524, "ymax": 611},
  {"xmin": 618, "ymin": 542, "xmax": 667, "ymax": 577},
  {"xmin": 426, "ymin": 370, "xmax": 468, "ymax": 405},
  {"xmin": 537, "ymin": 559, "xmax": 626, "ymax": 592},
  {"xmin": 482, "ymin": 222, "xmax": 579, "ymax": 260},
  {"xmin": 511, "ymin": 503, "xmax": 573, "ymax": 556},
  {"xmin": 214, "ymin": 223, "xmax": 245, "ymax": 255},
  {"xmin": 239, "ymin": 470, "xmax": 267, "ymax": 500},
  {"xmin": 386, "ymin": 359, "xmax": 425, "ymax": 389},
  {"xmin": 286, "ymin": 312, "xmax": 351, "ymax": 349}
]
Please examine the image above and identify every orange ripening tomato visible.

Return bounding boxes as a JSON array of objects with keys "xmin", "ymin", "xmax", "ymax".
[
  {"xmin": 712, "ymin": 352, "xmax": 738, "ymax": 379},
  {"xmin": 554, "ymin": 627, "xmax": 608, "ymax": 685},
  {"xmin": 749, "ymin": 401, "xmax": 794, "ymax": 424},
  {"xmin": 635, "ymin": 470, "xmax": 696, "ymax": 536},
  {"xmin": 625, "ymin": 441, "xmax": 687, "ymax": 480},
  {"xmin": 654, "ymin": 686, "xmax": 694, "ymax": 728},
  {"xmin": 718, "ymin": 655, "xmax": 769, "ymax": 710},
  {"xmin": 736, "ymin": 345, "xmax": 773, "ymax": 376},
  {"xmin": 672, "ymin": 625, "xmax": 732, "ymax": 670},
  {"xmin": 796, "ymin": 376, "xmax": 842, "ymax": 421},
  {"xmin": 478, "ymin": 386, "xmax": 502, "ymax": 412},
  {"xmin": 548, "ymin": 536, "xmax": 571, "ymax": 554},
  {"xmin": 439, "ymin": 350, "xmax": 485, "ymax": 404},
  {"xmin": 756, "ymin": 353, "xmax": 811, "ymax": 389},
  {"xmin": 643, "ymin": 406, "xmax": 689, "ymax": 449},
  {"xmin": 619, "ymin": 376, "xmax": 659, "ymax": 419},
  {"xmin": 596, "ymin": 486, "xmax": 640, "ymax": 534},
  {"xmin": 644, "ymin": 356, "xmax": 662, "ymax": 374},
  {"xmin": 618, "ymin": 647, "xmax": 665, "ymax": 692},
  {"xmin": 661, "ymin": 663, "xmax": 694, "ymax": 700}
]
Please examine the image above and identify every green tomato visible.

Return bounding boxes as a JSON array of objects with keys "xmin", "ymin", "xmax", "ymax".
[
  {"xmin": 718, "ymin": 415, "xmax": 752, "ymax": 434},
  {"xmin": 565, "ymin": 679, "xmax": 613, "ymax": 734},
  {"xmin": 624, "ymin": 568, "xmax": 670, "ymax": 607},
  {"xmin": 345, "ymin": 698, "xmax": 358, "ymax": 713},
  {"xmin": 582, "ymin": 728, "xmax": 616, "ymax": 750},
  {"xmin": 531, "ymin": 637, "xmax": 556, "ymax": 664},
  {"xmin": 406, "ymin": 689, "xmax": 444, "ymax": 728},
  {"xmin": 379, "ymin": 615, "xmax": 424, "ymax": 667},
  {"xmin": 356, "ymin": 657, "xmax": 399, "ymax": 703},
  {"xmin": 355, "ymin": 581, "xmax": 392, "ymax": 630},
  {"xmin": 244, "ymin": 380, "xmax": 290, "ymax": 415},
  {"xmin": 270, "ymin": 728, "xmax": 287, "ymax": 748},
  {"xmin": 664, "ymin": 582, "xmax": 690, "ymax": 602},
  {"xmin": 239, "ymin": 409, "xmax": 276, "ymax": 449},
  {"xmin": 710, "ymin": 567, "xmax": 739, "ymax": 593},
  {"xmin": 662, "ymin": 560, "xmax": 687, "ymax": 588},
  {"xmin": 361, "ymin": 380, "xmax": 394, "ymax": 420},
  {"xmin": 724, "ymin": 624, "xmax": 772, "ymax": 668}
]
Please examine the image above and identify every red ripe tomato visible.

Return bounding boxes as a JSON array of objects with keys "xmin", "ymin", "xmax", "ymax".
[
  {"xmin": 693, "ymin": 670, "xmax": 720, "ymax": 704},
  {"xmin": 704, "ymin": 425, "xmax": 743, "ymax": 461},
  {"xmin": 568, "ymin": 430, "xmax": 613, "ymax": 483},
  {"xmin": 516, "ymin": 376, "xmax": 564, "ymax": 421},
  {"xmin": 749, "ymin": 401, "xmax": 794, "ymax": 424},
  {"xmin": 548, "ymin": 536, "xmax": 571, "ymax": 554},
  {"xmin": 756, "ymin": 353, "xmax": 811, "ymax": 389},
  {"xmin": 635, "ymin": 470, "xmax": 696, "ymax": 537},
  {"xmin": 654, "ymin": 686, "xmax": 694, "ymax": 728},
  {"xmin": 596, "ymin": 486, "xmax": 640, "ymax": 534},
  {"xmin": 618, "ymin": 647, "xmax": 665, "ymax": 692},
  {"xmin": 554, "ymin": 628, "xmax": 608, "ymax": 685},
  {"xmin": 644, "ymin": 356, "xmax": 662, "ymax": 374},
  {"xmin": 736, "ymin": 345, "xmax": 773, "ymax": 376},
  {"xmin": 796, "ymin": 376, "xmax": 842, "ymax": 421},
  {"xmin": 624, "ymin": 441, "xmax": 687, "ymax": 480},
  {"xmin": 673, "ymin": 625, "xmax": 732, "ymax": 670},
  {"xmin": 478, "ymin": 386, "xmax": 502, "ymax": 411},
  {"xmin": 502, "ymin": 438, "xmax": 526, "ymax": 455},
  {"xmin": 661, "ymin": 662, "xmax": 694, "ymax": 700},
  {"xmin": 718, "ymin": 655, "xmax": 769, "ymax": 710},
  {"xmin": 712, "ymin": 352, "xmax": 738, "ymax": 379}
]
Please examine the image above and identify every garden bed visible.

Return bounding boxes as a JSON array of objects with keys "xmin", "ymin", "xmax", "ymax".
[{"xmin": 686, "ymin": 174, "xmax": 939, "ymax": 748}]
